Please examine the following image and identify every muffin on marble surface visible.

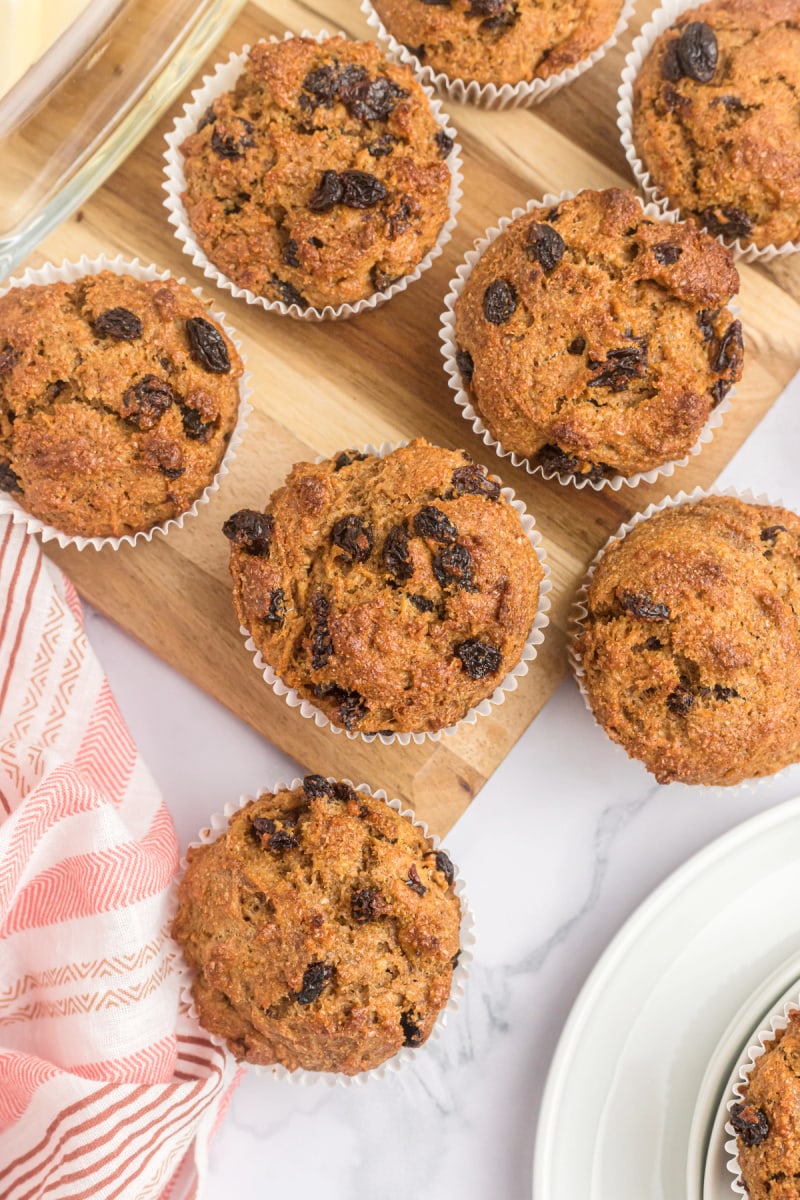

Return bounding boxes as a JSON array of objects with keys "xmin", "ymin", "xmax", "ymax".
[
  {"xmin": 452, "ymin": 188, "xmax": 742, "ymax": 482},
  {"xmin": 223, "ymin": 439, "xmax": 543, "ymax": 735},
  {"xmin": 574, "ymin": 495, "xmax": 800, "ymax": 786},
  {"xmin": 370, "ymin": 0, "xmax": 624, "ymax": 87},
  {"xmin": 632, "ymin": 0, "xmax": 800, "ymax": 250},
  {"xmin": 172, "ymin": 776, "xmax": 462, "ymax": 1074},
  {"xmin": 0, "ymin": 272, "xmax": 242, "ymax": 539},
  {"xmin": 178, "ymin": 35, "xmax": 454, "ymax": 311}
]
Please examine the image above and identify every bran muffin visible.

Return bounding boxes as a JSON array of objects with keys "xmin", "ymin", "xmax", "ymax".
[
  {"xmin": 0, "ymin": 272, "xmax": 242, "ymax": 540},
  {"xmin": 452, "ymin": 189, "xmax": 742, "ymax": 482},
  {"xmin": 172, "ymin": 777, "xmax": 462, "ymax": 1074},
  {"xmin": 223, "ymin": 439, "xmax": 543, "ymax": 736},
  {"xmin": 729, "ymin": 1010, "xmax": 800, "ymax": 1198},
  {"xmin": 574, "ymin": 496, "xmax": 800, "ymax": 786},
  {"xmin": 632, "ymin": 0, "xmax": 800, "ymax": 250},
  {"xmin": 370, "ymin": 0, "xmax": 624, "ymax": 87},
  {"xmin": 178, "ymin": 36, "xmax": 454, "ymax": 311}
]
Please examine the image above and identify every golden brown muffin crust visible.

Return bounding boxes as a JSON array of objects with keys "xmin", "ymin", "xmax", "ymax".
[
  {"xmin": 732, "ymin": 1011, "xmax": 800, "ymax": 1199},
  {"xmin": 172, "ymin": 777, "xmax": 462, "ymax": 1074}
]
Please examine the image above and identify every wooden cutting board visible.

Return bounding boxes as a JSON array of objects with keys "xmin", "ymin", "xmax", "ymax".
[{"xmin": 29, "ymin": 0, "xmax": 800, "ymax": 833}]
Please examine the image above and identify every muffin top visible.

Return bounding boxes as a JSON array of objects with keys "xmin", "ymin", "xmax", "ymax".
[
  {"xmin": 453, "ymin": 189, "xmax": 742, "ymax": 482},
  {"xmin": 575, "ymin": 496, "xmax": 800, "ymax": 786},
  {"xmin": 172, "ymin": 777, "xmax": 462, "ymax": 1074},
  {"xmin": 730, "ymin": 1011, "xmax": 800, "ymax": 1199},
  {"xmin": 0, "ymin": 272, "xmax": 242, "ymax": 539},
  {"xmin": 223, "ymin": 439, "xmax": 543, "ymax": 735},
  {"xmin": 179, "ymin": 36, "xmax": 453, "ymax": 311},
  {"xmin": 372, "ymin": 0, "xmax": 623, "ymax": 87},
  {"xmin": 632, "ymin": 0, "xmax": 800, "ymax": 250}
]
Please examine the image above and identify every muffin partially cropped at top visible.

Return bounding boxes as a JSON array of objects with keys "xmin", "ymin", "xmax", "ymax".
[
  {"xmin": 172, "ymin": 776, "xmax": 463, "ymax": 1074},
  {"xmin": 178, "ymin": 35, "xmax": 455, "ymax": 311},
  {"xmin": 369, "ymin": 0, "xmax": 625, "ymax": 87},
  {"xmin": 574, "ymin": 495, "xmax": 800, "ymax": 786},
  {"xmin": 0, "ymin": 271, "xmax": 242, "ymax": 540},
  {"xmin": 452, "ymin": 188, "xmax": 742, "ymax": 483},
  {"xmin": 632, "ymin": 0, "xmax": 800, "ymax": 250},
  {"xmin": 223, "ymin": 439, "xmax": 544, "ymax": 735}
]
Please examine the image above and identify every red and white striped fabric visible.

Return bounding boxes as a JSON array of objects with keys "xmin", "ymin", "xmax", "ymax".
[{"xmin": 0, "ymin": 519, "xmax": 239, "ymax": 1199}]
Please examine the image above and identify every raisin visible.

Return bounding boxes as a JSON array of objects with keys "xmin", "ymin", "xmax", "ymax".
[
  {"xmin": 652, "ymin": 243, "xmax": 682, "ymax": 265},
  {"xmin": 339, "ymin": 71, "xmax": 408, "ymax": 121},
  {"xmin": 455, "ymin": 348, "xmax": 474, "ymax": 384},
  {"xmin": 94, "ymin": 307, "xmax": 143, "ymax": 341},
  {"xmin": 644, "ymin": 637, "xmax": 662, "ymax": 650},
  {"xmin": 467, "ymin": 0, "xmax": 519, "ymax": 29},
  {"xmin": 526, "ymin": 222, "xmax": 565, "ymax": 272},
  {"xmin": 333, "ymin": 450, "xmax": 367, "ymax": 471},
  {"xmin": 676, "ymin": 21, "xmax": 717, "ymax": 83},
  {"xmin": 222, "ymin": 509, "xmax": 274, "ymax": 556},
  {"xmin": 567, "ymin": 336, "xmax": 586, "ymax": 355},
  {"xmin": 311, "ymin": 592, "xmax": 334, "ymax": 669},
  {"xmin": 713, "ymin": 94, "xmax": 745, "ymax": 112},
  {"xmin": 696, "ymin": 309, "xmax": 719, "ymax": 342},
  {"xmin": 663, "ymin": 84, "xmax": 690, "ymax": 113},
  {"xmin": 451, "ymin": 464, "xmax": 500, "ymax": 501},
  {"xmin": 711, "ymin": 379, "xmax": 731, "ymax": 407},
  {"xmin": 700, "ymin": 206, "xmax": 752, "ymax": 241},
  {"xmin": 661, "ymin": 38, "xmax": 683, "ymax": 82},
  {"xmin": 271, "ymin": 274, "xmax": 306, "ymax": 309},
  {"xmin": 0, "ymin": 342, "xmax": 17, "ymax": 374},
  {"xmin": 730, "ymin": 1103, "xmax": 769, "ymax": 1147},
  {"xmin": 420, "ymin": 0, "xmax": 450, "ymax": 4},
  {"xmin": 368, "ymin": 134, "xmax": 398, "ymax": 158},
  {"xmin": 304, "ymin": 774, "xmax": 335, "ymax": 799},
  {"xmin": 301, "ymin": 65, "xmax": 338, "ymax": 107},
  {"xmin": 160, "ymin": 465, "xmax": 184, "ymax": 480},
  {"xmin": 435, "ymin": 129, "xmax": 454, "ymax": 157},
  {"xmin": 351, "ymin": 887, "xmax": 385, "ymax": 923},
  {"xmin": 210, "ymin": 118, "xmax": 254, "ymax": 158},
  {"xmin": 484, "ymin": 279, "xmax": 517, "ymax": 325},
  {"xmin": 713, "ymin": 684, "xmax": 739, "ymax": 701},
  {"xmin": 711, "ymin": 320, "xmax": 743, "ymax": 375},
  {"xmin": 265, "ymin": 588, "xmax": 285, "ymax": 626},
  {"xmin": 431, "ymin": 849, "xmax": 455, "ymax": 884},
  {"xmin": 295, "ymin": 962, "xmax": 334, "ymax": 1005},
  {"xmin": 414, "ymin": 505, "xmax": 458, "ymax": 543},
  {"xmin": 330, "ymin": 514, "xmax": 374, "ymax": 564},
  {"xmin": 587, "ymin": 338, "xmax": 648, "ymax": 392},
  {"xmin": 406, "ymin": 863, "xmax": 427, "ymax": 896},
  {"xmin": 536, "ymin": 444, "xmax": 609, "ymax": 484},
  {"xmin": 383, "ymin": 525, "xmax": 413, "ymax": 580},
  {"xmin": 388, "ymin": 198, "xmax": 412, "ymax": 240},
  {"xmin": 282, "ymin": 239, "xmax": 300, "ymax": 268},
  {"xmin": 371, "ymin": 265, "xmax": 400, "ymax": 293},
  {"xmin": 433, "ymin": 543, "xmax": 474, "ymax": 591},
  {"xmin": 761, "ymin": 525, "xmax": 786, "ymax": 543},
  {"xmin": 620, "ymin": 591, "xmax": 670, "ymax": 621},
  {"xmin": 185, "ymin": 317, "xmax": 231, "ymax": 374},
  {"xmin": 335, "ymin": 690, "xmax": 367, "ymax": 731},
  {"xmin": 333, "ymin": 781, "xmax": 357, "ymax": 804},
  {"xmin": 181, "ymin": 406, "xmax": 215, "ymax": 442},
  {"xmin": 455, "ymin": 638, "xmax": 501, "ymax": 679},
  {"xmin": 309, "ymin": 170, "xmax": 387, "ymax": 212},
  {"xmin": 667, "ymin": 686, "xmax": 694, "ymax": 714},
  {"xmin": 121, "ymin": 376, "xmax": 174, "ymax": 430},
  {"xmin": 408, "ymin": 593, "xmax": 435, "ymax": 613},
  {"xmin": 0, "ymin": 463, "xmax": 21, "ymax": 493},
  {"xmin": 197, "ymin": 105, "xmax": 215, "ymax": 131},
  {"xmin": 252, "ymin": 815, "xmax": 276, "ymax": 841},
  {"xmin": 400, "ymin": 1010, "xmax": 423, "ymax": 1047},
  {"xmin": 269, "ymin": 829, "xmax": 298, "ymax": 852}
]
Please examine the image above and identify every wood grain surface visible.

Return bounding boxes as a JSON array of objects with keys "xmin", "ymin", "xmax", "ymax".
[{"xmin": 29, "ymin": 0, "xmax": 800, "ymax": 832}]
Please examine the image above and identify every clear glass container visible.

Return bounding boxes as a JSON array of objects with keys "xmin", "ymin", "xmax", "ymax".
[{"xmin": 0, "ymin": 0, "xmax": 245, "ymax": 280}]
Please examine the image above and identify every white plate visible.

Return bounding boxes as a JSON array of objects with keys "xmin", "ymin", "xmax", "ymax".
[{"xmin": 533, "ymin": 796, "xmax": 800, "ymax": 1199}]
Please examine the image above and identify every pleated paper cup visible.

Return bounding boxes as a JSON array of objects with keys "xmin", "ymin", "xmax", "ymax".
[
  {"xmin": 361, "ymin": 0, "xmax": 636, "ymax": 109},
  {"xmin": 617, "ymin": 0, "xmax": 800, "ymax": 263},
  {"xmin": 163, "ymin": 30, "xmax": 463, "ymax": 321},
  {"xmin": 0, "ymin": 253, "xmax": 251, "ymax": 552},
  {"xmin": 173, "ymin": 776, "xmax": 475, "ymax": 1087},
  {"xmin": 569, "ymin": 486, "xmax": 793, "ymax": 791},
  {"xmin": 440, "ymin": 189, "xmax": 734, "ymax": 491},
  {"xmin": 240, "ymin": 439, "xmax": 551, "ymax": 745}
]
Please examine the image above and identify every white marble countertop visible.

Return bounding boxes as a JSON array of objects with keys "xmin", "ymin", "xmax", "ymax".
[{"xmin": 83, "ymin": 372, "xmax": 800, "ymax": 1200}]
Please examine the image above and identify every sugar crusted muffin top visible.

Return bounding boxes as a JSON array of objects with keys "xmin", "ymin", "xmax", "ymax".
[
  {"xmin": 730, "ymin": 1010, "xmax": 800, "ymax": 1199},
  {"xmin": 454, "ymin": 189, "xmax": 742, "ymax": 482},
  {"xmin": 575, "ymin": 496, "xmax": 800, "ymax": 786},
  {"xmin": 172, "ymin": 776, "xmax": 462, "ymax": 1074},
  {"xmin": 0, "ymin": 272, "xmax": 242, "ymax": 539},
  {"xmin": 372, "ymin": 0, "xmax": 624, "ymax": 87},
  {"xmin": 223, "ymin": 439, "xmax": 543, "ymax": 735},
  {"xmin": 632, "ymin": 0, "xmax": 800, "ymax": 249},
  {"xmin": 179, "ymin": 36, "xmax": 453, "ymax": 311}
]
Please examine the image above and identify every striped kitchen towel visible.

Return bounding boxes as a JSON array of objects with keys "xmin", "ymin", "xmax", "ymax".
[{"xmin": 0, "ymin": 518, "xmax": 239, "ymax": 1200}]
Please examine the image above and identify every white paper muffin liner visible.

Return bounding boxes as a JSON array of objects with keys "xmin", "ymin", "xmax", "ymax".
[
  {"xmin": 723, "ymin": 982, "xmax": 800, "ymax": 1194},
  {"xmin": 617, "ymin": 0, "xmax": 800, "ymax": 263},
  {"xmin": 361, "ymin": 0, "xmax": 636, "ymax": 109},
  {"xmin": 440, "ymin": 189, "xmax": 735, "ymax": 491},
  {"xmin": 163, "ymin": 30, "xmax": 463, "ymax": 321},
  {"xmin": 172, "ymin": 776, "xmax": 475, "ymax": 1088},
  {"xmin": 239, "ymin": 439, "xmax": 551, "ymax": 745},
  {"xmin": 569, "ymin": 485, "xmax": 794, "ymax": 792},
  {"xmin": 0, "ymin": 253, "xmax": 252, "ymax": 552}
]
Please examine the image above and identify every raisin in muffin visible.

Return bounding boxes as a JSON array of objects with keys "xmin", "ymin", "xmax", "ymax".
[
  {"xmin": 223, "ymin": 439, "xmax": 543, "ymax": 735},
  {"xmin": 178, "ymin": 36, "xmax": 453, "ymax": 311},
  {"xmin": 371, "ymin": 0, "xmax": 624, "ymax": 87},
  {"xmin": 172, "ymin": 776, "xmax": 462, "ymax": 1074},
  {"xmin": 574, "ymin": 496, "xmax": 800, "ymax": 786},
  {"xmin": 0, "ymin": 272, "xmax": 242, "ymax": 539},
  {"xmin": 729, "ymin": 1010, "xmax": 800, "ymax": 1199},
  {"xmin": 632, "ymin": 0, "xmax": 800, "ymax": 250},
  {"xmin": 453, "ymin": 189, "xmax": 742, "ymax": 482}
]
